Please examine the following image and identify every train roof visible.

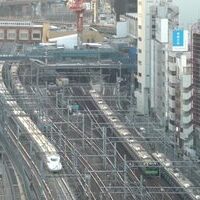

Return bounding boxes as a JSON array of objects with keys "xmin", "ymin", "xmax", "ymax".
[{"xmin": 90, "ymin": 88, "xmax": 200, "ymax": 199}]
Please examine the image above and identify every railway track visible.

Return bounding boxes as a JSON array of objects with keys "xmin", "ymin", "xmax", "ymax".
[
  {"xmin": 11, "ymin": 61, "xmax": 189, "ymax": 200},
  {"xmin": 69, "ymin": 86, "xmax": 180, "ymax": 200},
  {"xmin": 10, "ymin": 63, "xmax": 114, "ymax": 199},
  {"xmin": 35, "ymin": 76, "xmax": 173, "ymax": 200},
  {"xmin": 0, "ymin": 62, "xmax": 55, "ymax": 200},
  {"xmin": 11, "ymin": 62, "xmax": 150, "ymax": 199}
]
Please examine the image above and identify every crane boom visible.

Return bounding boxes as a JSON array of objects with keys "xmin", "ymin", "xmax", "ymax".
[{"xmin": 68, "ymin": 0, "xmax": 85, "ymax": 47}]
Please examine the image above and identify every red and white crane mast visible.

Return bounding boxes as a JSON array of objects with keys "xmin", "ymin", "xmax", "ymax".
[{"xmin": 67, "ymin": 0, "xmax": 85, "ymax": 47}]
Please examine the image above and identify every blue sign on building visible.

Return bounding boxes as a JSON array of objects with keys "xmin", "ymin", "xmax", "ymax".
[{"xmin": 172, "ymin": 30, "xmax": 184, "ymax": 47}]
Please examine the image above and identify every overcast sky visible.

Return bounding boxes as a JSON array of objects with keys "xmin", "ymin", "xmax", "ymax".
[{"xmin": 174, "ymin": 0, "xmax": 200, "ymax": 28}]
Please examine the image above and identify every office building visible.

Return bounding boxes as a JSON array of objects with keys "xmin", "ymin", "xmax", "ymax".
[{"xmin": 135, "ymin": 0, "xmax": 178, "ymax": 119}]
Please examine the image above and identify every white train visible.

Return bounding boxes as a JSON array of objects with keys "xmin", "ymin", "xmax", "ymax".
[
  {"xmin": 89, "ymin": 89, "xmax": 200, "ymax": 200},
  {"xmin": 152, "ymin": 152, "xmax": 200, "ymax": 200},
  {"xmin": 90, "ymin": 89, "xmax": 160, "ymax": 174},
  {"xmin": 0, "ymin": 63, "xmax": 62, "ymax": 172}
]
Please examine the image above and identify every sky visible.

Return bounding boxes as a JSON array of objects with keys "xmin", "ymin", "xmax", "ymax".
[{"xmin": 174, "ymin": 0, "xmax": 200, "ymax": 28}]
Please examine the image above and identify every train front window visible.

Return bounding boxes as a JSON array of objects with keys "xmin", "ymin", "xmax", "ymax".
[{"xmin": 51, "ymin": 158, "xmax": 58, "ymax": 162}]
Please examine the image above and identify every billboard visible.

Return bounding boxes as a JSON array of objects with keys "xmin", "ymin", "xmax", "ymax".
[
  {"xmin": 173, "ymin": 30, "xmax": 184, "ymax": 46},
  {"xmin": 156, "ymin": 18, "xmax": 168, "ymax": 43},
  {"xmin": 172, "ymin": 29, "xmax": 188, "ymax": 51}
]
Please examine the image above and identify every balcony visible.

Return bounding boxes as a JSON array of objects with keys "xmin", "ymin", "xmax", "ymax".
[
  {"xmin": 182, "ymin": 102, "xmax": 192, "ymax": 112},
  {"xmin": 182, "ymin": 91, "xmax": 192, "ymax": 100},
  {"xmin": 169, "ymin": 123, "xmax": 176, "ymax": 132},
  {"xmin": 182, "ymin": 75, "xmax": 192, "ymax": 88},
  {"xmin": 169, "ymin": 86, "xmax": 175, "ymax": 96},
  {"xmin": 183, "ymin": 114, "xmax": 192, "ymax": 124},
  {"xmin": 169, "ymin": 98, "xmax": 175, "ymax": 108},
  {"xmin": 169, "ymin": 63, "xmax": 176, "ymax": 71},
  {"xmin": 169, "ymin": 74, "xmax": 176, "ymax": 84},
  {"xmin": 180, "ymin": 125, "xmax": 193, "ymax": 140},
  {"xmin": 169, "ymin": 111, "xmax": 176, "ymax": 120}
]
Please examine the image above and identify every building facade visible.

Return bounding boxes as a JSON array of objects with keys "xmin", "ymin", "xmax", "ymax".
[
  {"xmin": 192, "ymin": 25, "xmax": 200, "ymax": 127},
  {"xmin": 134, "ymin": 0, "xmax": 195, "ymax": 156},
  {"xmin": 192, "ymin": 23, "xmax": 200, "ymax": 157},
  {"xmin": 135, "ymin": 0, "xmax": 153, "ymax": 115},
  {"xmin": 135, "ymin": 0, "xmax": 179, "ymax": 118},
  {"xmin": 168, "ymin": 52, "xmax": 193, "ymax": 154},
  {"xmin": 0, "ymin": 21, "xmax": 43, "ymax": 43}
]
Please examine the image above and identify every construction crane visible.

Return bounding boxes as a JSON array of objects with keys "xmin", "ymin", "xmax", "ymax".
[{"xmin": 67, "ymin": 0, "xmax": 85, "ymax": 47}]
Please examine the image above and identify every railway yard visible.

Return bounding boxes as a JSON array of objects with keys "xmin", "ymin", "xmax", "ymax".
[
  {"xmin": 0, "ymin": 0, "xmax": 199, "ymax": 199},
  {"xmin": 0, "ymin": 51, "xmax": 198, "ymax": 200}
]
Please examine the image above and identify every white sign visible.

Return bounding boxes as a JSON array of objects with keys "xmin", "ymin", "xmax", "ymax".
[{"xmin": 156, "ymin": 18, "xmax": 168, "ymax": 43}]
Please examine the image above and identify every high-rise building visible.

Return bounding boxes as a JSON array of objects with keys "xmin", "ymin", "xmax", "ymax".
[
  {"xmin": 135, "ymin": 0, "xmax": 179, "ymax": 119},
  {"xmin": 168, "ymin": 52, "xmax": 193, "ymax": 154},
  {"xmin": 135, "ymin": 0, "xmax": 153, "ymax": 115},
  {"xmin": 192, "ymin": 24, "xmax": 200, "ymax": 157},
  {"xmin": 134, "ymin": 0, "xmax": 195, "ymax": 156},
  {"xmin": 192, "ymin": 24, "xmax": 200, "ymax": 128}
]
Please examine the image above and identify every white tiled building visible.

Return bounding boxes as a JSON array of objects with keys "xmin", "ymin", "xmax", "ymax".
[
  {"xmin": 0, "ymin": 21, "xmax": 43, "ymax": 43},
  {"xmin": 168, "ymin": 53, "xmax": 193, "ymax": 152},
  {"xmin": 135, "ymin": 0, "xmax": 178, "ymax": 121}
]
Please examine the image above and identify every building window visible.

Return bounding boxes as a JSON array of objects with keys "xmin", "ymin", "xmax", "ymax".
[
  {"xmin": 20, "ymin": 33, "xmax": 28, "ymax": 40},
  {"xmin": 0, "ymin": 30, "xmax": 4, "ymax": 40},
  {"xmin": 170, "ymin": 108, "xmax": 175, "ymax": 113},
  {"xmin": 171, "ymin": 71, "xmax": 176, "ymax": 76},
  {"xmin": 32, "ymin": 31, "xmax": 41, "ymax": 40},
  {"xmin": 19, "ymin": 30, "xmax": 29, "ymax": 40},
  {"xmin": 33, "ymin": 33, "xmax": 40, "ymax": 39},
  {"xmin": 138, "ymin": 37, "xmax": 142, "ymax": 41},
  {"xmin": 138, "ymin": 73, "xmax": 142, "ymax": 76},
  {"xmin": 7, "ymin": 29, "xmax": 16, "ymax": 40},
  {"xmin": 183, "ymin": 67, "xmax": 191, "ymax": 75},
  {"xmin": 138, "ymin": 25, "xmax": 142, "ymax": 29},
  {"xmin": 171, "ymin": 96, "xmax": 175, "ymax": 100},
  {"xmin": 138, "ymin": 49, "xmax": 142, "ymax": 53},
  {"xmin": 168, "ymin": 56, "xmax": 176, "ymax": 63},
  {"xmin": 138, "ymin": 60, "xmax": 142, "ymax": 65},
  {"xmin": 138, "ymin": 82, "xmax": 142, "ymax": 92}
]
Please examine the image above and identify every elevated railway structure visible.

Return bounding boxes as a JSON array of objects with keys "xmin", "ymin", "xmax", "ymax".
[
  {"xmin": 2, "ymin": 153, "xmax": 26, "ymax": 200},
  {"xmin": 8, "ymin": 60, "xmax": 180, "ymax": 199},
  {"xmin": 0, "ymin": 147, "xmax": 25, "ymax": 200},
  {"xmin": 26, "ymin": 58, "xmax": 200, "ymax": 199},
  {"xmin": 0, "ymin": 61, "xmax": 55, "ymax": 199},
  {"xmin": 0, "ymin": 44, "xmax": 134, "ymax": 70},
  {"xmin": 89, "ymin": 89, "xmax": 200, "ymax": 200},
  {"xmin": 9, "ymin": 62, "xmax": 79, "ymax": 200},
  {"xmin": 9, "ymin": 61, "xmax": 154, "ymax": 199},
  {"xmin": 4, "ymin": 55, "xmax": 199, "ymax": 199},
  {"xmin": 64, "ymin": 86, "xmax": 178, "ymax": 200},
  {"xmin": 0, "ymin": 61, "xmax": 81, "ymax": 200}
]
